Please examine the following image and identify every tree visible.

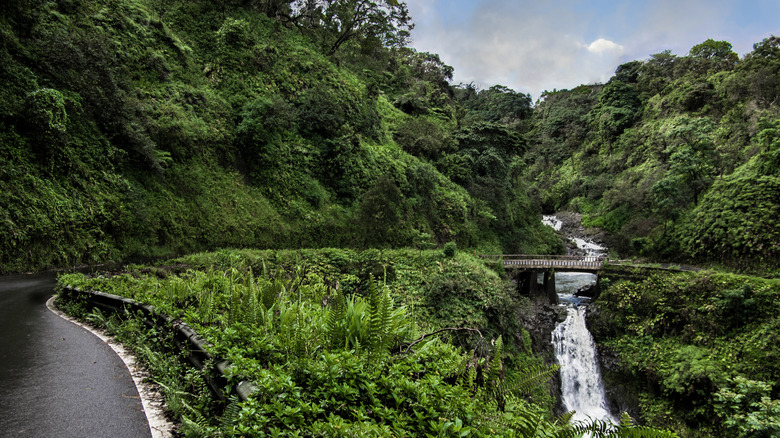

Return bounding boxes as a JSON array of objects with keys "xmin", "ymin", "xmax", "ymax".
[
  {"xmin": 399, "ymin": 50, "xmax": 453, "ymax": 85},
  {"xmin": 690, "ymin": 39, "xmax": 737, "ymax": 61},
  {"xmin": 456, "ymin": 84, "xmax": 532, "ymax": 125},
  {"xmin": 665, "ymin": 116, "xmax": 716, "ymax": 204},
  {"xmin": 689, "ymin": 39, "xmax": 738, "ymax": 72},
  {"xmin": 356, "ymin": 175, "xmax": 405, "ymax": 246},
  {"xmin": 612, "ymin": 60, "xmax": 642, "ymax": 84},
  {"xmin": 593, "ymin": 81, "xmax": 641, "ymax": 144},
  {"xmin": 733, "ymin": 35, "xmax": 780, "ymax": 105},
  {"xmin": 651, "ymin": 174, "xmax": 685, "ymax": 236},
  {"xmin": 454, "ymin": 122, "xmax": 525, "ymax": 157},
  {"xmin": 391, "ymin": 50, "xmax": 454, "ymax": 116},
  {"xmin": 300, "ymin": 0, "xmax": 413, "ymax": 55},
  {"xmin": 638, "ymin": 50, "xmax": 678, "ymax": 95},
  {"xmin": 393, "ymin": 117, "xmax": 454, "ymax": 160}
]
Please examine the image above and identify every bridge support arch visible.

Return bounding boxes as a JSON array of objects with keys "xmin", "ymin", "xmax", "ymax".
[
  {"xmin": 514, "ymin": 269, "xmax": 558, "ymax": 305},
  {"xmin": 485, "ymin": 254, "xmax": 607, "ymax": 305}
]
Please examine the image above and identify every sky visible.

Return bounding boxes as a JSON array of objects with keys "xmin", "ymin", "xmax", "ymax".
[{"xmin": 406, "ymin": 0, "xmax": 780, "ymax": 100}]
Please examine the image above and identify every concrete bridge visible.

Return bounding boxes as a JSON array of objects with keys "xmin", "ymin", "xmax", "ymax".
[
  {"xmin": 483, "ymin": 254, "xmax": 607, "ymax": 273},
  {"xmin": 482, "ymin": 254, "xmax": 693, "ymax": 304},
  {"xmin": 482, "ymin": 254, "xmax": 608, "ymax": 304}
]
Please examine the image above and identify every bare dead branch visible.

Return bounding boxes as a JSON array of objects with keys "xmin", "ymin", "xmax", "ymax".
[{"xmin": 403, "ymin": 327, "xmax": 483, "ymax": 354}]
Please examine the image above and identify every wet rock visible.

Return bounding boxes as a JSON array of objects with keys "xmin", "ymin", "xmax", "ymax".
[
  {"xmin": 575, "ymin": 283, "xmax": 598, "ymax": 298},
  {"xmin": 517, "ymin": 300, "xmax": 568, "ymax": 414},
  {"xmin": 547, "ymin": 211, "xmax": 607, "ymax": 256},
  {"xmin": 597, "ymin": 345, "xmax": 644, "ymax": 423}
]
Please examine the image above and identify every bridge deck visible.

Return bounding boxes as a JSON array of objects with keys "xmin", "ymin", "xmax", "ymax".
[{"xmin": 482, "ymin": 254, "xmax": 606, "ymax": 271}]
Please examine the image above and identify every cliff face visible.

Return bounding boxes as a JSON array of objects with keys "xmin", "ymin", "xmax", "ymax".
[{"xmin": 516, "ymin": 297, "xmax": 567, "ymax": 414}]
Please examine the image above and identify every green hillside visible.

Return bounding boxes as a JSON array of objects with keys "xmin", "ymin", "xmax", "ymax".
[
  {"xmin": 524, "ymin": 39, "xmax": 780, "ymax": 272},
  {"xmin": 1, "ymin": 1, "xmax": 779, "ymax": 275},
  {"xmin": 0, "ymin": 0, "xmax": 560, "ymax": 274}
]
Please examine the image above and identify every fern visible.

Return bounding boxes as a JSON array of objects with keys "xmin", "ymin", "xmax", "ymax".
[
  {"xmin": 486, "ymin": 336, "xmax": 504, "ymax": 383},
  {"xmin": 85, "ymin": 307, "xmax": 108, "ymax": 328},
  {"xmin": 566, "ymin": 415, "xmax": 680, "ymax": 438},
  {"xmin": 379, "ymin": 285, "xmax": 392, "ymax": 350},
  {"xmin": 261, "ymin": 271, "xmax": 284, "ymax": 310},
  {"xmin": 368, "ymin": 276, "xmax": 382, "ymax": 356},
  {"xmin": 246, "ymin": 281, "xmax": 260, "ymax": 326},
  {"xmin": 292, "ymin": 301, "xmax": 306, "ymax": 362},
  {"xmin": 464, "ymin": 359, "xmax": 478, "ymax": 393},
  {"xmin": 367, "ymin": 277, "xmax": 395, "ymax": 363},
  {"xmin": 505, "ymin": 363, "xmax": 561, "ymax": 397},
  {"xmin": 198, "ymin": 286, "xmax": 215, "ymax": 324},
  {"xmin": 180, "ymin": 413, "xmax": 211, "ymax": 438},
  {"xmin": 220, "ymin": 394, "xmax": 241, "ymax": 432},
  {"xmin": 326, "ymin": 289, "xmax": 346, "ymax": 350},
  {"xmin": 228, "ymin": 281, "xmax": 242, "ymax": 325}
]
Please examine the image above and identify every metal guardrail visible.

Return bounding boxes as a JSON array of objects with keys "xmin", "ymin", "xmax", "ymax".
[{"xmin": 59, "ymin": 286, "xmax": 255, "ymax": 402}]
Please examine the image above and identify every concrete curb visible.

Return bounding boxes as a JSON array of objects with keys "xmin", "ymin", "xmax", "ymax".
[
  {"xmin": 46, "ymin": 296, "xmax": 175, "ymax": 438},
  {"xmin": 57, "ymin": 286, "xmax": 256, "ymax": 402}
]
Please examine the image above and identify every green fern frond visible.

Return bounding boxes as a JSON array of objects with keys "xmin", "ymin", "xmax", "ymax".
[
  {"xmin": 85, "ymin": 308, "xmax": 108, "ymax": 328},
  {"xmin": 485, "ymin": 335, "xmax": 506, "ymax": 411},
  {"xmin": 505, "ymin": 363, "xmax": 561, "ymax": 397},
  {"xmin": 368, "ymin": 276, "xmax": 382, "ymax": 356},
  {"xmin": 379, "ymin": 284, "xmax": 392, "ymax": 351},
  {"xmin": 486, "ymin": 335, "xmax": 504, "ymax": 384},
  {"xmin": 567, "ymin": 417, "xmax": 679, "ymax": 438},
  {"xmin": 326, "ymin": 289, "xmax": 346, "ymax": 350},
  {"xmin": 608, "ymin": 424, "xmax": 679, "ymax": 438},
  {"xmin": 220, "ymin": 395, "xmax": 241, "ymax": 431}
]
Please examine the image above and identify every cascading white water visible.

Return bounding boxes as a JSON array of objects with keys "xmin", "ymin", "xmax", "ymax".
[
  {"xmin": 552, "ymin": 305, "xmax": 614, "ymax": 423},
  {"xmin": 543, "ymin": 213, "xmax": 615, "ymax": 424},
  {"xmin": 542, "ymin": 215, "xmax": 563, "ymax": 231}
]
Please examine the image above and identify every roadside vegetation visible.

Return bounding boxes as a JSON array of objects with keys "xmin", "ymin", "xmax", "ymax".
[
  {"xmin": 3, "ymin": 0, "xmax": 779, "ymax": 436},
  {"xmin": 57, "ymin": 248, "xmax": 675, "ymax": 437}
]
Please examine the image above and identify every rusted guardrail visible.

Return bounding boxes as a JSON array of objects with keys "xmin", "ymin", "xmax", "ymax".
[{"xmin": 59, "ymin": 286, "xmax": 255, "ymax": 402}]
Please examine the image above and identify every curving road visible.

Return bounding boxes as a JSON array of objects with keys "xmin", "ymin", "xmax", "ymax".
[{"xmin": 0, "ymin": 272, "xmax": 151, "ymax": 438}]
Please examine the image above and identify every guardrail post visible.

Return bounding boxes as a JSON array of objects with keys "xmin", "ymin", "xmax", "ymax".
[{"xmin": 58, "ymin": 286, "xmax": 255, "ymax": 403}]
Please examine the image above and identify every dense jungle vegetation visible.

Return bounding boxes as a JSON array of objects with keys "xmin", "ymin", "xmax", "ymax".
[
  {"xmin": 4, "ymin": 0, "xmax": 780, "ymax": 435},
  {"xmin": 590, "ymin": 268, "xmax": 780, "ymax": 437},
  {"xmin": 527, "ymin": 38, "xmax": 780, "ymax": 273},
  {"xmin": 1, "ymin": 0, "xmax": 778, "ymax": 274},
  {"xmin": 1, "ymin": 0, "xmax": 564, "ymax": 274},
  {"xmin": 57, "ymin": 248, "xmax": 673, "ymax": 437}
]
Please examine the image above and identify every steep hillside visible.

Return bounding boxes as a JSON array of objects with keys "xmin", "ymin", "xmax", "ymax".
[
  {"xmin": 3, "ymin": 1, "xmax": 778, "ymax": 274},
  {"xmin": 524, "ymin": 38, "xmax": 780, "ymax": 272},
  {"xmin": 0, "ymin": 0, "xmax": 560, "ymax": 273}
]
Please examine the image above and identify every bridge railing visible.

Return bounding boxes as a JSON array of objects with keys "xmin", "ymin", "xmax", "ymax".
[{"xmin": 481, "ymin": 254, "xmax": 607, "ymax": 270}]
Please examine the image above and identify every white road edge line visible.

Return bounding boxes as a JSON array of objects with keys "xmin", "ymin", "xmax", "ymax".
[{"xmin": 46, "ymin": 296, "xmax": 175, "ymax": 438}]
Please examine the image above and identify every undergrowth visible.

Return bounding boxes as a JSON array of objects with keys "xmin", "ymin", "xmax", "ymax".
[{"xmin": 57, "ymin": 248, "xmax": 676, "ymax": 437}]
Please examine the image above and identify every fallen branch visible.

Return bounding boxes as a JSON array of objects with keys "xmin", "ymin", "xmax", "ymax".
[{"xmin": 403, "ymin": 327, "xmax": 484, "ymax": 354}]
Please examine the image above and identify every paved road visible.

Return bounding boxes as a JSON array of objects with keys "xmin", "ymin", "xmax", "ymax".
[{"xmin": 0, "ymin": 272, "xmax": 151, "ymax": 438}]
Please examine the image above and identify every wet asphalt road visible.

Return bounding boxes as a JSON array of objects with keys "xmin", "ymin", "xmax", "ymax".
[{"xmin": 0, "ymin": 273, "xmax": 151, "ymax": 438}]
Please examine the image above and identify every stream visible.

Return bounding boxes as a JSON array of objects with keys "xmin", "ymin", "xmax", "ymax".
[{"xmin": 544, "ymin": 214, "xmax": 616, "ymax": 425}]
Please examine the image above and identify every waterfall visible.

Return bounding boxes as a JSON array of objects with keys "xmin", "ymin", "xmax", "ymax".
[
  {"xmin": 544, "ymin": 213, "xmax": 615, "ymax": 424},
  {"xmin": 552, "ymin": 305, "xmax": 614, "ymax": 423},
  {"xmin": 542, "ymin": 215, "xmax": 563, "ymax": 231}
]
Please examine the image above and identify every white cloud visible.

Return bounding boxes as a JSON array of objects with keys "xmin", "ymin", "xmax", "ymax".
[
  {"xmin": 586, "ymin": 38, "xmax": 624, "ymax": 55},
  {"xmin": 408, "ymin": 1, "xmax": 625, "ymax": 99},
  {"xmin": 405, "ymin": 0, "xmax": 780, "ymax": 99}
]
